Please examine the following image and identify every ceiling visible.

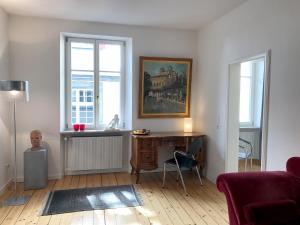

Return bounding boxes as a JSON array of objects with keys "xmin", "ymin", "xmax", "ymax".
[{"xmin": 0, "ymin": 0, "xmax": 247, "ymax": 30}]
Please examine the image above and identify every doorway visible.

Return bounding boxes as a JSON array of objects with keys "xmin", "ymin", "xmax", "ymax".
[{"xmin": 226, "ymin": 51, "xmax": 271, "ymax": 173}]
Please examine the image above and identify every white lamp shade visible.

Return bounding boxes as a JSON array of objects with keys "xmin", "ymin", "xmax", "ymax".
[
  {"xmin": 184, "ymin": 118, "xmax": 193, "ymax": 132},
  {"xmin": 0, "ymin": 80, "xmax": 29, "ymax": 102}
]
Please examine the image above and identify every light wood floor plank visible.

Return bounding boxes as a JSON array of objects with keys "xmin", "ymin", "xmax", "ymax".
[
  {"xmin": 171, "ymin": 172, "xmax": 228, "ymax": 225},
  {"xmin": 149, "ymin": 173, "xmax": 204, "ymax": 225},
  {"xmin": 151, "ymin": 172, "xmax": 209, "ymax": 225},
  {"xmin": 162, "ymin": 172, "xmax": 218, "ymax": 225},
  {"xmin": 0, "ymin": 172, "xmax": 228, "ymax": 225},
  {"xmin": 143, "ymin": 174, "xmax": 185, "ymax": 225},
  {"xmin": 78, "ymin": 175, "xmax": 87, "ymax": 189},
  {"xmin": 93, "ymin": 210, "xmax": 105, "ymax": 225}
]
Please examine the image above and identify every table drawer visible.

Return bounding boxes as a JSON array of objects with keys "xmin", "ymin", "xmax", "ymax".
[
  {"xmin": 140, "ymin": 139, "xmax": 152, "ymax": 150},
  {"xmin": 140, "ymin": 151, "xmax": 155, "ymax": 164}
]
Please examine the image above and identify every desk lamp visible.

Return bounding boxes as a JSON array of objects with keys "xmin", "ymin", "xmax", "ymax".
[{"xmin": 184, "ymin": 118, "xmax": 193, "ymax": 133}]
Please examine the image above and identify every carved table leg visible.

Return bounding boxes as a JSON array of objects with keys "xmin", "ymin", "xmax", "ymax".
[
  {"xmin": 131, "ymin": 167, "xmax": 135, "ymax": 175},
  {"xmin": 136, "ymin": 170, "xmax": 140, "ymax": 184},
  {"xmin": 130, "ymin": 159, "xmax": 135, "ymax": 175}
]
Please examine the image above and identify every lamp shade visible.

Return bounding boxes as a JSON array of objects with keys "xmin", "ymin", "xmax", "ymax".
[
  {"xmin": 0, "ymin": 80, "xmax": 29, "ymax": 101},
  {"xmin": 184, "ymin": 118, "xmax": 193, "ymax": 133}
]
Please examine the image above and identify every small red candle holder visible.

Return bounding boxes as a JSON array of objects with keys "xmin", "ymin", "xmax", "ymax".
[
  {"xmin": 73, "ymin": 124, "xmax": 79, "ymax": 131},
  {"xmin": 79, "ymin": 124, "xmax": 85, "ymax": 131}
]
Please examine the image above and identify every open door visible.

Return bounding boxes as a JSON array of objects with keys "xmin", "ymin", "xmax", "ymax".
[
  {"xmin": 226, "ymin": 63, "xmax": 240, "ymax": 172},
  {"xmin": 226, "ymin": 51, "xmax": 271, "ymax": 172}
]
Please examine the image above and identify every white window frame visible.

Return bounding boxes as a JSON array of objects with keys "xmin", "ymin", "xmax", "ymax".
[
  {"xmin": 65, "ymin": 37, "xmax": 125, "ymax": 129},
  {"xmin": 239, "ymin": 62, "xmax": 255, "ymax": 127}
]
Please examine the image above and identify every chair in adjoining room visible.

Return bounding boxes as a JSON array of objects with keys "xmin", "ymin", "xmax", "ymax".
[
  {"xmin": 239, "ymin": 137, "xmax": 253, "ymax": 171},
  {"xmin": 162, "ymin": 138, "xmax": 203, "ymax": 194},
  {"xmin": 217, "ymin": 157, "xmax": 300, "ymax": 225}
]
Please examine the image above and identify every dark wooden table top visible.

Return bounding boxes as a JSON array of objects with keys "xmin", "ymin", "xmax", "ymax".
[{"xmin": 131, "ymin": 132, "xmax": 204, "ymax": 139}]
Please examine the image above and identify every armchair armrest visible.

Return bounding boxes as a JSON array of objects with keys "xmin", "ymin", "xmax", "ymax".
[{"xmin": 244, "ymin": 199, "xmax": 300, "ymax": 225}]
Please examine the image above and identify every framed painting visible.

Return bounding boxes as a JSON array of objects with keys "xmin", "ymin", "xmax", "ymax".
[{"xmin": 139, "ymin": 56, "xmax": 192, "ymax": 118}]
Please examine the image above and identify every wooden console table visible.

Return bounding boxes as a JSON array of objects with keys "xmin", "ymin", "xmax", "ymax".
[{"xmin": 130, "ymin": 132, "xmax": 206, "ymax": 183}]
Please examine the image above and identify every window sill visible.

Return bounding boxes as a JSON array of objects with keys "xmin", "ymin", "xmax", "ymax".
[
  {"xmin": 239, "ymin": 127, "xmax": 261, "ymax": 132},
  {"xmin": 60, "ymin": 129, "xmax": 132, "ymax": 137}
]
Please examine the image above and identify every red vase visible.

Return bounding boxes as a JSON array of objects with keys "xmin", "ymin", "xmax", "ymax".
[
  {"xmin": 73, "ymin": 124, "xmax": 79, "ymax": 131},
  {"xmin": 79, "ymin": 124, "xmax": 85, "ymax": 131}
]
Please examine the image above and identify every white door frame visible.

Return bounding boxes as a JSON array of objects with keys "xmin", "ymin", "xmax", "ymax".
[{"xmin": 225, "ymin": 50, "xmax": 271, "ymax": 172}]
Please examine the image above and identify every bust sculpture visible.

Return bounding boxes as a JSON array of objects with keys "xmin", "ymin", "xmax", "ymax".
[{"xmin": 30, "ymin": 130, "xmax": 42, "ymax": 150}]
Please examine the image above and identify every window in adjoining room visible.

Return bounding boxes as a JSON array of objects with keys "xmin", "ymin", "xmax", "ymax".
[
  {"xmin": 66, "ymin": 37, "xmax": 125, "ymax": 129},
  {"xmin": 239, "ymin": 59, "xmax": 264, "ymax": 127}
]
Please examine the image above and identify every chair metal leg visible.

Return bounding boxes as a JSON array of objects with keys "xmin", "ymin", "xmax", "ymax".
[
  {"xmin": 162, "ymin": 163, "xmax": 166, "ymax": 188},
  {"xmin": 250, "ymin": 157, "xmax": 253, "ymax": 169},
  {"xmin": 176, "ymin": 166, "xmax": 187, "ymax": 195},
  {"xmin": 195, "ymin": 166, "xmax": 203, "ymax": 185},
  {"xmin": 245, "ymin": 158, "xmax": 248, "ymax": 171}
]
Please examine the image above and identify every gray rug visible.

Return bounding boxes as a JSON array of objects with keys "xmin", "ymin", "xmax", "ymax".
[{"xmin": 42, "ymin": 185, "xmax": 143, "ymax": 215}]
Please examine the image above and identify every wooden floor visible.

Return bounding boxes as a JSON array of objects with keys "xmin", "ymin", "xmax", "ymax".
[
  {"xmin": 238, "ymin": 159, "xmax": 261, "ymax": 172},
  {"xmin": 0, "ymin": 172, "xmax": 228, "ymax": 225}
]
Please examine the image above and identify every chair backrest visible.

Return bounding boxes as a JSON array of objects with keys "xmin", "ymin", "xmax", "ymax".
[
  {"xmin": 239, "ymin": 138, "xmax": 253, "ymax": 156},
  {"xmin": 187, "ymin": 138, "xmax": 203, "ymax": 156}
]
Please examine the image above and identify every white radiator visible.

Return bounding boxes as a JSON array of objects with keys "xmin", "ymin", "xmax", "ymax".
[{"xmin": 66, "ymin": 136, "xmax": 123, "ymax": 171}]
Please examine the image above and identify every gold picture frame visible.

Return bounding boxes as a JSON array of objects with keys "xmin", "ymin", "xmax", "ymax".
[{"xmin": 139, "ymin": 56, "xmax": 192, "ymax": 118}]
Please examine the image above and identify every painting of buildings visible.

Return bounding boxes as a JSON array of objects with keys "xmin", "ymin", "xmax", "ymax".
[{"xmin": 139, "ymin": 57, "xmax": 192, "ymax": 118}]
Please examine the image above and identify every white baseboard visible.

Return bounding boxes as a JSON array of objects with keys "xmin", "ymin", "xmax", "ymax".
[
  {"xmin": 65, "ymin": 168, "xmax": 128, "ymax": 176},
  {"xmin": 0, "ymin": 178, "xmax": 12, "ymax": 195},
  {"xmin": 16, "ymin": 174, "xmax": 63, "ymax": 182}
]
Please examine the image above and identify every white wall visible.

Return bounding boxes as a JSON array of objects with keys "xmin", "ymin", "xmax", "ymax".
[
  {"xmin": 196, "ymin": 0, "xmax": 300, "ymax": 181},
  {"xmin": 0, "ymin": 8, "xmax": 11, "ymax": 192},
  {"xmin": 8, "ymin": 15, "xmax": 198, "ymax": 179}
]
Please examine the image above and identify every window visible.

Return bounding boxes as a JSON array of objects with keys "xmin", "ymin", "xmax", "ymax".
[
  {"xmin": 239, "ymin": 59, "xmax": 264, "ymax": 127},
  {"xmin": 239, "ymin": 61, "xmax": 254, "ymax": 126},
  {"xmin": 66, "ymin": 37, "xmax": 125, "ymax": 129}
]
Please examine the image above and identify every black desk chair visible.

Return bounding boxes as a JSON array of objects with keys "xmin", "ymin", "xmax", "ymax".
[{"xmin": 162, "ymin": 138, "xmax": 203, "ymax": 194}]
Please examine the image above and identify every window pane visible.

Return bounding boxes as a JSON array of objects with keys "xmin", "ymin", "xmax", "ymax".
[
  {"xmin": 87, "ymin": 112, "xmax": 93, "ymax": 117},
  {"xmin": 241, "ymin": 61, "xmax": 252, "ymax": 77},
  {"xmin": 86, "ymin": 118, "xmax": 93, "ymax": 123},
  {"xmin": 80, "ymin": 118, "xmax": 86, "ymax": 123},
  {"xmin": 71, "ymin": 42, "xmax": 94, "ymax": 71},
  {"xmin": 239, "ymin": 77, "xmax": 251, "ymax": 123},
  {"xmin": 71, "ymin": 71, "xmax": 94, "ymax": 125},
  {"xmin": 99, "ymin": 72, "xmax": 121, "ymax": 125},
  {"xmin": 99, "ymin": 44, "xmax": 121, "ymax": 72},
  {"xmin": 72, "ymin": 90, "xmax": 76, "ymax": 102}
]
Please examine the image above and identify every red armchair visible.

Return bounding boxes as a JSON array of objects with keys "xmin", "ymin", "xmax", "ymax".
[{"xmin": 217, "ymin": 157, "xmax": 300, "ymax": 225}]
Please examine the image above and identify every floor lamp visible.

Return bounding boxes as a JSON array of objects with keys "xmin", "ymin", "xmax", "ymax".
[{"xmin": 0, "ymin": 80, "xmax": 31, "ymax": 206}]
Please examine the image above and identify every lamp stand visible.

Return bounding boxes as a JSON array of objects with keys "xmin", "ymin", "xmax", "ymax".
[{"xmin": 3, "ymin": 100, "xmax": 31, "ymax": 206}]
